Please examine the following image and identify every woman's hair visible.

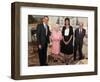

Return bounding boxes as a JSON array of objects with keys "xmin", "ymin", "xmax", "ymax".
[
  {"xmin": 64, "ymin": 17, "xmax": 70, "ymax": 26},
  {"xmin": 52, "ymin": 24, "xmax": 60, "ymax": 31}
]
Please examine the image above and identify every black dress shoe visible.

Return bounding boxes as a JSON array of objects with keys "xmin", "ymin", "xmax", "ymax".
[
  {"xmin": 74, "ymin": 58, "xmax": 76, "ymax": 61},
  {"xmin": 40, "ymin": 64, "xmax": 48, "ymax": 66},
  {"xmin": 45, "ymin": 64, "xmax": 48, "ymax": 66},
  {"xmin": 54, "ymin": 60, "xmax": 58, "ymax": 62},
  {"xmin": 79, "ymin": 56, "xmax": 84, "ymax": 60},
  {"xmin": 79, "ymin": 57, "xmax": 83, "ymax": 60},
  {"xmin": 66, "ymin": 63, "xmax": 68, "ymax": 65}
]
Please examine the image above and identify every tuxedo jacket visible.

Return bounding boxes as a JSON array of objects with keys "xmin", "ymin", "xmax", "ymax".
[{"xmin": 36, "ymin": 23, "xmax": 51, "ymax": 47}]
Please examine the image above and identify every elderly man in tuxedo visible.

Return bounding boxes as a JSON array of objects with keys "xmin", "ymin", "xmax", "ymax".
[
  {"xmin": 74, "ymin": 22, "xmax": 86, "ymax": 60},
  {"xmin": 37, "ymin": 16, "xmax": 51, "ymax": 66}
]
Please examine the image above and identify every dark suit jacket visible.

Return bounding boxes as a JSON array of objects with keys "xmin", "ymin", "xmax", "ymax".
[
  {"xmin": 74, "ymin": 28, "xmax": 86, "ymax": 46},
  {"xmin": 36, "ymin": 23, "xmax": 51, "ymax": 47}
]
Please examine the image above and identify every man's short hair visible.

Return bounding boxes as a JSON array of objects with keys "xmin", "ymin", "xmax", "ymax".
[{"xmin": 43, "ymin": 16, "xmax": 49, "ymax": 19}]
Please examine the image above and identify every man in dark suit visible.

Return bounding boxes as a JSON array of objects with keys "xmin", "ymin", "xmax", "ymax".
[
  {"xmin": 36, "ymin": 16, "xmax": 51, "ymax": 66},
  {"xmin": 74, "ymin": 22, "xmax": 86, "ymax": 60}
]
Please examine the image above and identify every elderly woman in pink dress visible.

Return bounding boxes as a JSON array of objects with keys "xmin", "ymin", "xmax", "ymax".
[{"xmin": 50, "ymin": 24, "xmax": 63, "ymax": 62}]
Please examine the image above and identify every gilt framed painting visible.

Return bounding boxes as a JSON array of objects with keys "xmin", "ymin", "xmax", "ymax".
[{"xmin": 11, "ymin": 2, "xmax": 98, "ymax": 80}]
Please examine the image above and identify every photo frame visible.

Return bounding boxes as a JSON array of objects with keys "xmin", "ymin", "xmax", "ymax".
[{"xmin": 11, "ymin": 2, "xmax": 98, "ymax": 80}]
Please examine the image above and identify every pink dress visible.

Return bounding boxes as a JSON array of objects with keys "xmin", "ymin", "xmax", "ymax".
[{"xmin": 50, "ymin": 31, "xmax": 62, "ymax": 55}]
